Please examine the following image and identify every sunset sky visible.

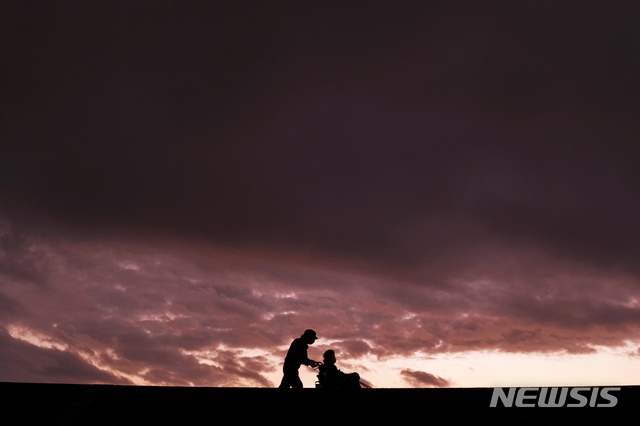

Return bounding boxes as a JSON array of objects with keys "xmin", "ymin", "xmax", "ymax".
[{"xmin": 2, "ymin": 1, "xmax": 640, "ymax": 388}]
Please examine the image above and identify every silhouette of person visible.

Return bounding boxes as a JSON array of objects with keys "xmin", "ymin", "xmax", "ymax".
[
  {"xmin": 317, "ymin": 349, "xmax": 361, "ymax": 389},
  {"xmin": 279, "ymin": 329, "xmax": 321, "ymax": 389}
]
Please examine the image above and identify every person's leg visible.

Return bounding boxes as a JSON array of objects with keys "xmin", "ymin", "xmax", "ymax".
[
  {"xmin": 279, "ymin": 367, "xmax": 303, "ymax": 388},
  {"xmin": 291, "ymin": 374, "xmax": 303, "ymax": 389},
  {"xmin": 279, "ymin": 374, "xmax": 290, "ymax": 388}
]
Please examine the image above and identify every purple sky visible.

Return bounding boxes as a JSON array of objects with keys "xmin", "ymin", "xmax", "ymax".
[{"xmin": 1, "ymin": 1, "xmax": 640, "ymax": 387}]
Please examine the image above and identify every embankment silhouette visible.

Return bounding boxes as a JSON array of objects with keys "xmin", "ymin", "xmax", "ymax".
[{"xmin": 4, "ymin": 382, "xmax": 638, "ymax": 424}]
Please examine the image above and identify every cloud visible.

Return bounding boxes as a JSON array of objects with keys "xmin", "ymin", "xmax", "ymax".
[
  {"xmin": 1, "ymin": 215, "xmax": 639, "ymax": 387},
  {"xmin": 401, "ymin": 369, "xmax": 451, "ymax": 388},
  {"xmin": 0, "ymin": 327, "xmax": 131, "ymax": 384}
]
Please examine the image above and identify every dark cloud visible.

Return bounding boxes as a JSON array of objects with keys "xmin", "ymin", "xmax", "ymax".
[{"xmin": 3, "ymin": 2, "xmax": 640, "ymax": 272}]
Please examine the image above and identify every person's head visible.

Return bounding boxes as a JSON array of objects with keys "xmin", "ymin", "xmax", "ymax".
[
  {"xmin": 323, "ymin": 350, "xmax": 336, "ymax": 365},
  {"xmin": 302, "ymin": 329, "xmax": 318, "ymax": 344}
]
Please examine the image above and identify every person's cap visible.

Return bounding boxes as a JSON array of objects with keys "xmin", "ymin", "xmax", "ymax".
[{"xmin": 303, "ymin": 329, "xmax": 318, "ymax": 340}]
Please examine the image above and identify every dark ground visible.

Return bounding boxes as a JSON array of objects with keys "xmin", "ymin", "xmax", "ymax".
[{"xmin": 3, "ymin": 382, "xmax": 638, "ymax": 424}]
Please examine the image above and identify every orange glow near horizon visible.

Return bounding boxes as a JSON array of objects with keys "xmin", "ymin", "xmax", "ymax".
[
  {"xmin": 6, "ymin": 319, "xmax": 640, "ymax": 388},
  {"xmin": 271, "ymin": 346, "xmax": 640, "ymax": 389}
]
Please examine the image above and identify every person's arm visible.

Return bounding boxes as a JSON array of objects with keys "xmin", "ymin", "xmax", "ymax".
[
  {"xmin": 302, "ymin": 355, "xmax": 320, "ymax": 367},
  {"xmin": 291, "ymin": 339, "xmax": 319, "ymax": 366}
]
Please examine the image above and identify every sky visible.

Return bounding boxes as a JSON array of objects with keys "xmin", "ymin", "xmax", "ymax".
[{"xmin": 1, "ymin": 1, "xmax": 640, "ymax": 388}]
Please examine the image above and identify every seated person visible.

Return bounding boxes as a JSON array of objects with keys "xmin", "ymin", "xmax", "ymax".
[{"xmin": 317, "ymin": 350, "xmax": 361, "ymax": 389}]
